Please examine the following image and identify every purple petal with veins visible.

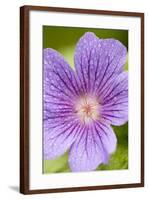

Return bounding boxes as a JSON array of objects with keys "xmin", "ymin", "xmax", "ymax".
[{"xmin": 44, "ymin": 32, "xmax": 128, "ymax": 172}]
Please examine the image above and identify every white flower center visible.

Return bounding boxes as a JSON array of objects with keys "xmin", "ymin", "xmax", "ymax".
[{"xmin": 75, "ymin": 95, "xmax": 99, "ymax": 124}]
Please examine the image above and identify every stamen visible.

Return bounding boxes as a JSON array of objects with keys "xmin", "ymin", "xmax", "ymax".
[{"xmin": 75, "ymin": 95, "xmax": 99, "ymax": 124}]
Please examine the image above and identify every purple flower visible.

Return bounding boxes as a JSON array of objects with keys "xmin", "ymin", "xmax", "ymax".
[{"xmin": 44, "ymin": 32, "xmax": 128, "ymax": 172}]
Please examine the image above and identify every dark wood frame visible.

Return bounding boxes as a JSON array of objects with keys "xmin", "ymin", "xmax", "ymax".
[{"xmin": 20, "ymin": 5, "xmax": 144, "ymax": 194}]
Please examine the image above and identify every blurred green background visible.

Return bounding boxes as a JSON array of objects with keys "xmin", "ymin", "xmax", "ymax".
[{"xmin": 43, "ymin": 26, "xmax": 128, "ymax": 173}]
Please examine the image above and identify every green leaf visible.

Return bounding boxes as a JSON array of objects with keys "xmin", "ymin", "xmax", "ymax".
[
  {"xmin": 124, "ymin": 55, "xmax": 128, "ymax": 71},
  {"xmin": 44, "ymin": 152, "xmax": 70, "ymax": 173}
]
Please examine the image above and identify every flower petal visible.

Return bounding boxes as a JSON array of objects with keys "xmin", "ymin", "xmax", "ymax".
[
  {"xmin": 68, "ymin": 125, "xmax": 109, "ymax": 172},
  {"xmin": 94, "ymin": 38, "xmax": 127, "ymax": 94},
  {"xmin": 74, "ymin": 32, "xmax": 101, "ymax": 93},
  {"xmin": 44, "ymin": 48, "xmax": 83, "ymax": 160},
  {"xmin": 44, "ymin": 48, "xmax": 81, "ymax": 105},
  {"xmin": 100, "ymin": 72, "xmax": 128, "ymax": 126},
  {"xmin": 94, "ymin": 121, "xmax": 117, "ymax": 154},
  {"xmin": 44, "ymin": 119, "xmax": 82, "ymax": 160},
  {"xmin": 74, "ymin": 32, "xmax": 127, "ymax": 94}
]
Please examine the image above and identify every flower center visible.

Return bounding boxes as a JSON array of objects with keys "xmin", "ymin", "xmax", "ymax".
[{"xmin": 75, "ymin": 95, "xmax": 99, "ymax": 124}]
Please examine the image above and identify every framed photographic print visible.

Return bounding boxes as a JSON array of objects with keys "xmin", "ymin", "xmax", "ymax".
[{"xmin": 20, "ymin": 5, "xmax": 144, "ymax": 194}]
